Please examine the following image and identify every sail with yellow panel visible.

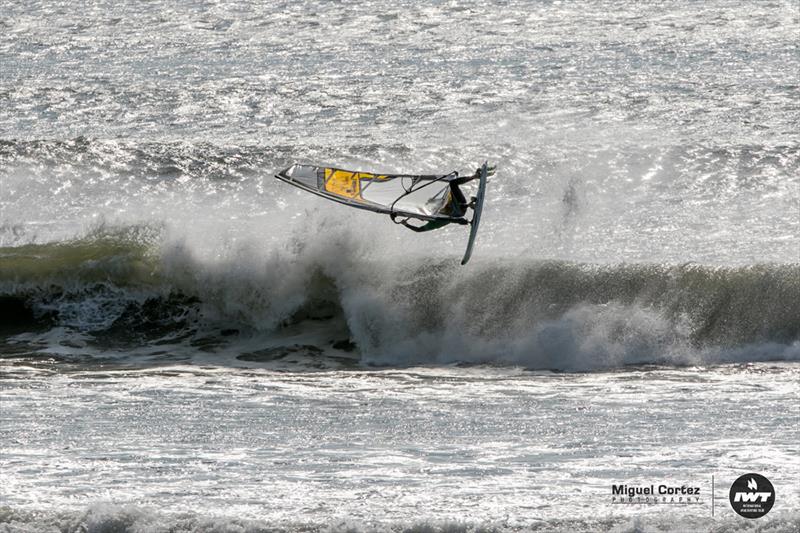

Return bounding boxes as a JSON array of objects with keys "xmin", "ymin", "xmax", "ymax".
[
  {"xmin": 275, "ymin": 164, "xmax": 462, "ymax": 221},
  {"xmin": 274, "ymin": 163, "xmax": 490, "ymax": 264}
]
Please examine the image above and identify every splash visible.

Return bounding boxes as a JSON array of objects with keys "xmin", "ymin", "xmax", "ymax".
[{"xmin": 1, "ymin": 225, "xmax": 798, "ymax": 371}]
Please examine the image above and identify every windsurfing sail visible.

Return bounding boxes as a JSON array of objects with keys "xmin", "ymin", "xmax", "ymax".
[
  {"xmin": 275, "ymin": 164, "xmax": 463, "ymax": 222},
  {"xmin": 274, "ymin": 162, "xmax": 492, "ymax": 265}
]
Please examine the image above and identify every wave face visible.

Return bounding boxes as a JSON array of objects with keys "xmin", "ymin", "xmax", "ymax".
[{"xmin": 2, "ymin": 228, "xmax": 797, "ymax": 371}]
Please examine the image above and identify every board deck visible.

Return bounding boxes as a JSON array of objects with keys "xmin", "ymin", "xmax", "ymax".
[{"xmin": 460, "ymin": 162, "xmax": 488, "ymax": 265}]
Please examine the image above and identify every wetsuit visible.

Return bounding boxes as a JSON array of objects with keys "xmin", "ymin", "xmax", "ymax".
[{"xmin": 392, "ymin": 178, "xmax": 472, "ymax": 232}]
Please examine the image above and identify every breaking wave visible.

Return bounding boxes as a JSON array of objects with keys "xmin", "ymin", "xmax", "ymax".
[{"xmin": 1, "ymin": 226, "xmax": 798, "ymax": 371}]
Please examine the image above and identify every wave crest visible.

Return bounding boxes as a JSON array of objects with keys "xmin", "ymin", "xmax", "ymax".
[{"xmin": 1, "ymin": 228, "xmax": 798, "ymax": 370}]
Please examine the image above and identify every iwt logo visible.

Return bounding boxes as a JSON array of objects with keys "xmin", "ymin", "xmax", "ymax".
[{"xmin": 729, "ymin": 474, "xmax": 775, "ymax": 518}]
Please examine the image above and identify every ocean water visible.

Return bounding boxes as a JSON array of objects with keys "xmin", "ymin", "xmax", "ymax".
[{"xmin": 1, "ymin": 1, "xmax": 799, "ymax": 532}]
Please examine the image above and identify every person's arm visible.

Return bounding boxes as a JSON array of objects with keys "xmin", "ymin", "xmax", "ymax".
[{"xmin": 451, "ymin": 165, "xmax": 496, "ymax": 185}]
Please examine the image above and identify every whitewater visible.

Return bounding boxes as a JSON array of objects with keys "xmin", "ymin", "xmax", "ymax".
[{"xmin": 1, "ymin": 1, "xmax": 799, "ymax": 532}]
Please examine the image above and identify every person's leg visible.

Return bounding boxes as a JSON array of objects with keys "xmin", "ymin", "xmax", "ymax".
[{"xmin": 448, "ymin": 182, "xmax": 468, "ymax": 217}]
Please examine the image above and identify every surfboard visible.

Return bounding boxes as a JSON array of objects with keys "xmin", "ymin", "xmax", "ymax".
[{"xmin": 460, "ymin": 162, "xmax": 488, "ymax": 265}]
